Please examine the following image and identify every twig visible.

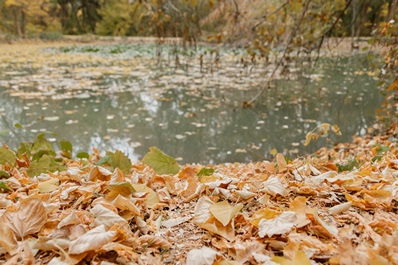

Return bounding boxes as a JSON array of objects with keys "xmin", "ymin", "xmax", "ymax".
[{"xmin": 246, "ymin": 0, "xmax": 312, "ymax": 106}]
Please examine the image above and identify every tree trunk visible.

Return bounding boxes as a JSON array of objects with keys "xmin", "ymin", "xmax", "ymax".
[{"xmin": 388, "ymin": 0, "xmax": 397, "ymax": 21}]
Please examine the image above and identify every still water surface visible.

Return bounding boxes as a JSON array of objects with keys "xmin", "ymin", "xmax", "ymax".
[{"xmin": 0, "ymin": 44, "xmax": 384, "ymax": 163}]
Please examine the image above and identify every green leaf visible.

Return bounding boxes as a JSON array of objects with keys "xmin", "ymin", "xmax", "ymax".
[
  {"xmin": 26, "ymin": 155, "xmax": 66, "ymax": 177},
  {"xmin": 142, "ymin": 147, "xmax": 180, "ymax": 175},
  {"xmin": 96, "ymin": 155, "xmax": 111, "ymax": 166},
  {"xmin": 106, "ymin": 182, "xmax": 136, "ymax": 200},
  {"xmin": 32, "ymin": 134, "xmax": 55, "ymax": 161},
  {"xmin": 60, "ymin": 139, "xmax": 73, "ymax": 153},
  {"xmin": 108, "ymin": 150, "xmax": 132, "ymax": 174},
  {"xmin": 59, "ymin": 139, "xmax": 73, "ymax": 158},
  {"xmin": 14, "ymin": 123, "xmax": 23, "ymax": 129},
  {"xmin": 17, "ymin": 142, "xmax": 32, "ymax": 158},
  {"xmin": 0, "ymin": 170, "xmax": 10, "ymax": 179},
  {"xmin": 376, "ymin": 145, "xmax": 389, "ymax": 155},
  {"xmin": 0, "ymin": 148, "xmax": 16, "ymax": 165},
  {"xmin": 76, "ymin": 152, "xmax": 90, "ymax": 159},
  {"xmin": 0, "ymin": 181, "xmax": 11, "ymax": 191},
  {"xmin": 371, "ymin": 155, "xmax": 383, "ymax": 163},
  {"xmin": 197, "ymin": 168, "xmax": 214, "ymax": 177},
  {"xmin": 336, "ymin": 159, "xmax": 359, "ymax": 172}
]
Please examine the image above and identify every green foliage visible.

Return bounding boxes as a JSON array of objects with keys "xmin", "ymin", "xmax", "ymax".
[
  {"xmin": 31, "ymin": 133, "xmax": 56, "ymax": 161},
  {"xmin": 96, "ymin": 0, "xmax": 142, "ymax": 36},
  {"xmin": 142, "ymin": 146, "xmax": 180, "ymax": 175},
  {"xmin": 76, "ymin": 152, "xmax": 90, "ymax": 159},
  {"xmin": 0, "ymin": 170, "xmax": 10, "ymax": 179},
  {"xmin": 60, "ymin": 139, "xmax": 73, "ymax": 159},
  {"xmin": 336, "ymin": 159, "xmax": 360, "ymax": 172},
  {"xmin": 39, "ymin": 31, "xmax": 63, "ymax": 40},
  {"xmin": 26, "ymin": 155, "xmax": 66, "ymax": 177},
  {"xmin": 14, "ymin": 123, "xmax": 23, "ymax": 129},
  {"xmin": 106, "ymin": 182, "xmax": 136, "ymax": 200},
  {"xmin": 371, "ymin": 145, "xmax": 390, "ymax": 162},
  {"xmin": 0, "ymin": 147, "xmax": 16, "ymax": 165},
  {"xmin": 0, "ymin": 181, "xmax": 11, "ymax": 191},
  {"xmin": 197, "ymin": 167, "xmax": 214, "ymax": 177},
  {"xmin": 96, "ymin": 150, "xmax": 132, "ymax": 174}
]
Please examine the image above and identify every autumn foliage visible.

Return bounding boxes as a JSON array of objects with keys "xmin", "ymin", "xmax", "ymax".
[{"xmin": 1, "ymin": 122, "xmax": 397, "ymax": 264}]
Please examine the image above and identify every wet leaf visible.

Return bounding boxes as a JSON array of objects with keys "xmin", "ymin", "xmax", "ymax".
[{"xmin": 142, "ymin": 146, "xmax": 180, "ymax": 175}]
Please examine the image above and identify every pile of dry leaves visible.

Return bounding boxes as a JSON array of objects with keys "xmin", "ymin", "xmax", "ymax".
[{"xmin": 0, "ymin": 124, "xmax": 397, "ymax": 265}]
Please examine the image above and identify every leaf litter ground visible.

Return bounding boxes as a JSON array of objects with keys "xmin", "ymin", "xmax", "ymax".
[{"xmin": 0, "ymin": 122, "xmax": 397, "ymax": 265}]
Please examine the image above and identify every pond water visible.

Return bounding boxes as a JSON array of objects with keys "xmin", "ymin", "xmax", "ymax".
[{"xmin": 0, "ymin": 44, "xmax": 384, "ymax": 164}]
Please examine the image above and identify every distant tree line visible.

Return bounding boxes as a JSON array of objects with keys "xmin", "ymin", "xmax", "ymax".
[{"xmin": 0, "ymin": 0, "xmax": 396, "ymax": 42}]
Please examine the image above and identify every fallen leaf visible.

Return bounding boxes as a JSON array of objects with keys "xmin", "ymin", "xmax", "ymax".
[
  {"xmin": 68, "ymin": 225, "xmax": 117, "ymax": 255},
  {"xmin": 142, "ymin": 146, "xmax": 180, "ymax": 175},
  {"xmin": 0, "ymin": 226, "xmax": 18, "ymax": 255},
  {"xmin": 2, "ymin": 197, "xmax": 47, "ymax": 239},
  {"xmin": 258, "ymin": 211, "xmax": 297, "ymax": 238},
  {"xmin": 38, "ymin": 178, "xmax": 60, "ymax": 193},
  {"xmin": 131, "ymin": 184, "xmax": 160, "ymax": 208},
  {"xmin": 90, "ymin": 204, "xmax": 128, "ymax": 229},
  {"xmin": 186, "ymin": 246, "xmax": 219, "ymax": 265},
  {"xmin": 262, "ymin": 175, "xmax": 288, "ymax": 197},
  {"xmin": 209, "ymin": 200, "xmax": 243, "ymax": 226}
]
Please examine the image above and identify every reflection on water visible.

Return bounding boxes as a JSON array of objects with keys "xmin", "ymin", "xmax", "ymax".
[{"xmin": 0, "ymin": 44, "xmax": 384, "ymax": 164}]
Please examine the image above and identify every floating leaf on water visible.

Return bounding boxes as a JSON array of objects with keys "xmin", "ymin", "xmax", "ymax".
[{"xmin": 142, "ymin": 146, "xmax": 180, "ymax": 175}]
